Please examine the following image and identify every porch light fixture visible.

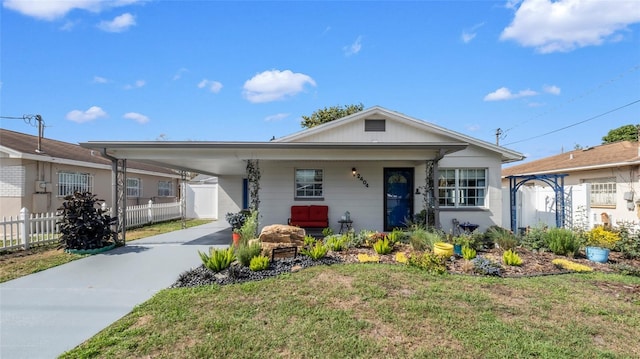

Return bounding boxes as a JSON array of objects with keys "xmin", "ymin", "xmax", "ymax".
[{"xmin": 352, "ymin": 168, "xmax": 357, "ymax": 176}]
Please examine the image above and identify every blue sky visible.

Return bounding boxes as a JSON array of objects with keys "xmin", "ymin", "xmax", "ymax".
[{"xmin": 1, "ymin": 0, "xmax": 639, "ymax": 163}]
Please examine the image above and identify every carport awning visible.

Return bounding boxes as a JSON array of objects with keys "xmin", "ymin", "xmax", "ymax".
[{"xmin": 80, "ymin": 141, "xmax": 468, "ymax": 176}]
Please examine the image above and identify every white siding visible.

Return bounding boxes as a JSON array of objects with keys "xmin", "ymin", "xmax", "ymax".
[{"xmin": 217, "ymin": 175, "xmax": 244, "ymax": 222}]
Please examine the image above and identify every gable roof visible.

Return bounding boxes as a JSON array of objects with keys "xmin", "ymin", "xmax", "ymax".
[
  {"xmin": 275, "ymin": 106, "xmax": 524, "ymax": 163},
  {"xmin": 0, "ymin": 128, "xmax": 179, "ymax": 177},
  {"xmin": 502, "ymin": 141, "xmax": 640, "ymax": 177}
]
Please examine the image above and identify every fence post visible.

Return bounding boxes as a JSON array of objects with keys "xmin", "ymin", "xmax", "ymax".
[
  {"xmin": 148, "ymin": 199, "xmax": 154, "ymax": 225},
  {"xmin": 19, "ymin": 207, "xmax": 30, "ymax": 250}
]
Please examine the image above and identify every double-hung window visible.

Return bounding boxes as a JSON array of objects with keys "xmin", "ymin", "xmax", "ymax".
[
  {"xmin": 158, "ymin": 181, "xmax": 174, "ymax": 197},
  {"xmin": 127, "ymin": 178, "xmax": 142, "ymax": 198},
  {"xmin": 295, "ymin": 169, "xmax": 323, "ymax": 199},
  {"xmin": 57, "ymin": 172, "xmax": 93, "ymax": 197},
  {"xmin": 438, "ymin": 168, "xmax": 487, "ymax": 207},
  {"xmin": 583, "ymin": 178, "xmax": 616, "ymax": 207}
]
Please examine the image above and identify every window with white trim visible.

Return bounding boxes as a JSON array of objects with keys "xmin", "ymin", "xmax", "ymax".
[
  {"xmin": 57, "ymin": 172, "xmax": 93, "ymax": 197},
  {"xmin": 583, "ymin": 178, "xmax": 616, "ymax": 206},
  {"xmin": 438, "ymin": 168, "xmax": 487, "ymax": 207},
  {"xmin": 127, "ymin": 178, "xmax": 142, "ymax": 197},
  {"xmin": 295, "ymin": 169, "xmax": 323, "ymax": 199},
  {"xmin": 158, "ymin": 181, "xmax": 174, "ymax": 197}
]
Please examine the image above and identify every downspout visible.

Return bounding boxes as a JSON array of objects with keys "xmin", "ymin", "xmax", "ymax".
[{"xmin": 101, "ymin": 148, "xmax": 126, "ymax": 244}]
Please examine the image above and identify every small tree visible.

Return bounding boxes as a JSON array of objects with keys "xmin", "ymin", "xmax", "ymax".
[
  {"xmin": 300, "ymin": 103, "xmax": 364, "ymax": 128},
  {"xmin": 57, "ymin": 192, "xmax": 116, "ymax": 250},
  {"xmin": 602, "ymin": 124, "xmax": 638, "ymax": 144}
]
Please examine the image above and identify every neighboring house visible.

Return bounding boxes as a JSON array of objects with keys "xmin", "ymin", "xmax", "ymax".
[
  {"xmin": 502, "ymin": 141, "xmax": 640, "ymax": 228},
  {"xmin": 0, "ymin": 128, "xmax": 181, "ymax": 218},
  {"xmin": 81, "ymin": 106, "xmax": 524, "ymax": 235}
]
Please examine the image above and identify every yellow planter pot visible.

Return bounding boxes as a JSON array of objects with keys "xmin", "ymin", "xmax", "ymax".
[{"xmin": 433, "ymin": 242, "xmax": 454, "ymax": 257}]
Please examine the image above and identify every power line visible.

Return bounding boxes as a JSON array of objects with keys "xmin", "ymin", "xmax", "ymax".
[
  {"xmin": 501, "ymin": 63, "xmax": 640, "ymax": 137},
  {"xmin": 503, "ymin": 99, "xmax": 640, "ymax": 146}
]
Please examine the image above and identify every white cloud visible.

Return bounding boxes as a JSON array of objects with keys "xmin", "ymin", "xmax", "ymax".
[
  {"xmin": 66, "ymin": 106, "xmax": 107, "ymax": 123},
  {"xmin": 243, "ymin": 69, "xmax": 316, "ymax": 103},
  {"xmin": 3, "ymin": 0, "xmax": 142, "ymax": 21},
  {"xmin": 484, "ymin": 87, "xmax": 538, "ymax": 101},
  {"xmin": 93, "ymin": 76, "xmax": 110, "ymax": 84},
  {"xmin": 98, "ymin": 13, "xmax": 136, "ymax": 32},
  {"xmin": 264, "ymin": 113, "xmax": 290, "ymax": 122},
  {"xmin": 173, "ymin": 68, "xmax": 188, "ymax": 80},
  {"xmin": 466, "ymin": 124, "xmax": 481, "ymax": 132},
  {"xmin": 123, "ymin": 112, "xmax": 149, "ymax": 124},
  {"xmin": 500, "ymin": 0, "xmax": 640, "ymax": 53},
  {"xmin": 461, "ymin": 22, "xmax": 485, "ymax": 44},
  {"xmin": 343, "ymin": 36, "xmax": 363, "ymax": 56},
  {"xmin": 124, "ymin": 80, "xmax": 145, "ymax": 89},
  {"xmin": 197, "ymin": 79, "xmax": 223, "ymax": 93},
  {"xmin": 543, "ymin": 84, "xmax": 561, "ymax": 95}
]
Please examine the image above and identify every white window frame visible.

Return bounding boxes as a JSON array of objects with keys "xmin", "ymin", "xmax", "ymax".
[
  {"xmin": 57, "ymin": 172, "xmax": 93, "ymax": 197},
  {"xmin": 158, "ymin": 180, "xmax": 174, "ymax": 197},
  {"xmin": 583, "ymin": 178, "xmax": 616, "ymax": 207},
  {"xmin": 127, "ymin": 177, "xmax": 142, "ymax": 198},
  {"xmin": 438, "ymin": 168, "xmax": 487, "ymax": 208},
  {"xmin": 295, "ymin": 169, "xmax": 324, "ymax": 199}
]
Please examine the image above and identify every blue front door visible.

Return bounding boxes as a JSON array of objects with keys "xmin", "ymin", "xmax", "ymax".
[{"xmin": 384, "ymin": 168, "xmax": 414, "ymax": 231}]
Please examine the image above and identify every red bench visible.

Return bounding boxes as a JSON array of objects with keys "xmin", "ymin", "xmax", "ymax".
[{"xmin": 288, "ymin": 205, "xmax": 329, "ymax": 228}]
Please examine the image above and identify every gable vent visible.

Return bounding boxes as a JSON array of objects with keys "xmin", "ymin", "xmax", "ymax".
[{"xmin": 365, "ymin": 119, "xmax": 386, "ymax": 132}]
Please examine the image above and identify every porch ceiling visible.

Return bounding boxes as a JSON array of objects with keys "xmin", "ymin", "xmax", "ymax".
[{"xmin": 80, "ymin": 141, "xmax": 468, "ymax": 176}]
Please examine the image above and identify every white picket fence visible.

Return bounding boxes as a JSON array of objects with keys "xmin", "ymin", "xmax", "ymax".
[{"xmin": 0, "ymin": 200, "xmax": 182, "ymax": 251}]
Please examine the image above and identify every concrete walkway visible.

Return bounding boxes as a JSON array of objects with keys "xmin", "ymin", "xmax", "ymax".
[{"xmin": 0, "ymin": 221, "xmax": 231, "ymax": 359}]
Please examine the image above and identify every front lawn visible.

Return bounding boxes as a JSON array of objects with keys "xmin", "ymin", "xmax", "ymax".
[{"xmin": 61, "ymin": 265, "xmax": 640, "ymax": 358}]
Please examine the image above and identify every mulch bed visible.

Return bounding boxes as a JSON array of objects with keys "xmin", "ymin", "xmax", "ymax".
[{"xmin": 328, "ymin": 244, "xmax": 640, "ymax": 277}]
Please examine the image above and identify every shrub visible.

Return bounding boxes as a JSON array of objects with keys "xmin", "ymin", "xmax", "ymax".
[
  {"xmin": 395, "ymin": 252, "xmax": 408, "ymax": 264},
  {"xmin": 322, "ymin": 227, "xmax": 334, "ymax": 237},
  {"xmin": 57, "ymin": 191, "xmax": 116, "ymax": 250},
  {"xmin": 373, "ymin": 238, "xmax": 393, "ymax": 255},
  {"xmin": 487, "ymin": 226, "xmax": 518, "ymax": 250},
  {"xmin": 386, "ymin": 228, "xmax": 406, "ymax": 245},
  {"xmin": 544, "ymin": 227, "xmax": 580, "ymax": 256},
  {"xmin": 357, "ymin": 253, "xmax": 380, "ymax": 263},
  {"xmin": 615, "ymin": 222, "xmax": 640, "ymax": 259},
  {"xmin": 502, "ymin": 249, "xmax": 523, "ymax": 266},
  {"xmin": 301, "ymin": 243, "xmax": 328, "ymax": 260},
  {"xmin": 304, "ymin": 235, "xmax": 317, "ymax": 247},
  {"xmin": 520, "ymin": 226, "xmax": 548, "ymax": 251},
  {"xmin": 199, "ymin": 247, "xmax": 235, "ymax": 272},
  {"xmin": 471, "ymin": 256, "xmax": 502, "ymax": 276},
  {"xmin": 552, "ymin": 258, "xmax": 593, "ymax": 272},
  {"xmin": 407, "ymin": 252, "xmax": 447, "ymax": 274},
  {"xmin": 236, "ymin": 242, "xmax": 263, "ymax": 267},
  {"xmin": 586, "ymin": 226, "xmax": 620, "ymax": 249},
  {"xmin": 249, "ymin": 255, "xmax": 270, "ymax": 271},
  {"xmin": 461, "ymin": 246, "xmax": 477, "ymax": 260},
  {"xmin": 409, "ymin": 227, "xmax": 442, "ymax": 251},
  {"xmin": 325, "ymin": 235, "xmax": 348, "ymax": 251},
  {"xmin": 238, "ymin": 210, "xmax": 258, "ymax": 244}
]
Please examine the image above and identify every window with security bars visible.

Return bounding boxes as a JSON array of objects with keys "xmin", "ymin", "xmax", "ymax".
[
  {"xmin": 295, "ymin": 169, "xmax": 323, "ymax": 198},
  {"xmin": 158, "ymin": 181, "xmax": 174, "ymax": 197},
  {"xmin": 57, "ymin": 172, "xmax": 93, "ymax": 197},
  {"xmin": 438, "ymin": 168, "xmax": 487, "ymax": 207},
  {"xmin": 127, "ymin": 178, "xmax": 142, "ymax": 197},
  {"xmin": 583, "ymin": 178, "xmax": 616, "ymax": 206}
]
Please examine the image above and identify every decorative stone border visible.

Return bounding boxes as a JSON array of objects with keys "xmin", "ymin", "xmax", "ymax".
[{"xmin": 65, "ymin": 244, "xmax": 116, "ymax": 255}]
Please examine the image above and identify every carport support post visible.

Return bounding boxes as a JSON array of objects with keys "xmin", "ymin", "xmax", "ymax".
[{"xmin": 106, "ymin": 155, "xmax": 126, "ymax": 245}]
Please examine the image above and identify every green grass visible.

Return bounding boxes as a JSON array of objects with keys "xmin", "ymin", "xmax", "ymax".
[
  {"xmin": 0, "ymin": 219, "xmax": 212, "ymax": 283},
  {"xmin": 61, "ymin": 265, "xmax": 640, "ymax": 358}
]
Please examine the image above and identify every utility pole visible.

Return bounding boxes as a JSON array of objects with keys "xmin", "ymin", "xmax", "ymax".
[{"xmin": 495, "ymin": 128, "xmax": 503, "ymax": 145}]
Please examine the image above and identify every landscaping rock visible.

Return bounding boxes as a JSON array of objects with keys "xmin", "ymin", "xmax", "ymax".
[{"xmin": 258, "ymin": 224, "xmax": 306, "ymax": 256}]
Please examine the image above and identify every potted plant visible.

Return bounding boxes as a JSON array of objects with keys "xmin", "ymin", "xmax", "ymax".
[
  {"xmin": 452, "ymin": 233, "xmax": 472, "ymax": 256},
  {"xmin": 585, "ymin": 226, "xmax": 620, "ymax": 263},
  {"xmin": 225, "ymin": 210, "xmax": 249, "ymax": 246}
]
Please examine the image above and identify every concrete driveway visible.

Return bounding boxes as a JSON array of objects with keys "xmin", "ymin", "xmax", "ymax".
[{"xmin": 0, "ymin": 221, "xmax": 230, "ymax": 359}]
